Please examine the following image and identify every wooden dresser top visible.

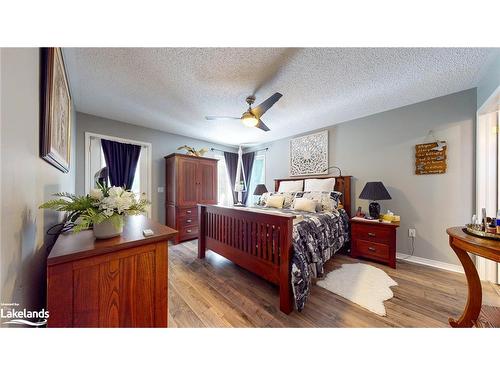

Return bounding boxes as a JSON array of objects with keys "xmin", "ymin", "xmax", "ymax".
[
  {"xmin": 164, "ymin": 153, "xmax": 219, "ymax": 162},
  {"xmin": 48, "ymin": 215, "xmax": 177, "ymax": 266}
]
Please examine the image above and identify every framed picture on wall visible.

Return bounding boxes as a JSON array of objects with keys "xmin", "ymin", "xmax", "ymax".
[
  {"xmin": 289, "ymin": 130, "xmax": 329, "ymax": 176},
  {"xmin": 40, "ymin": 47, "xmax": 72, "ymax": 173}
]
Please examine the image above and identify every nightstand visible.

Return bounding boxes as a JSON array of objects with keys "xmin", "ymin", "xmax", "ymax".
[{"xmin": 350, "ymin": 218, "xmax": 399, "ymax": 268}]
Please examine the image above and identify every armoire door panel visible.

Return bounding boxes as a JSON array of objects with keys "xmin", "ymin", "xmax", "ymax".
[
  {"xmin": 198, "ymin": 159, "xmax": 218, "ymax": 204},
  {"xmin": 177, "ymin": 158, "xmax": 199, "ymax": 206}
]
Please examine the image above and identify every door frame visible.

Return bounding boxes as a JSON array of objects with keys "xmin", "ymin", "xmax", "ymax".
[
  {"xmin": 84, "ymin": 132, "xmax": 153, "ymax": 209},
  {"xmin": 476, "ymin": 84, "xmax": 500, "ymax": 283}
]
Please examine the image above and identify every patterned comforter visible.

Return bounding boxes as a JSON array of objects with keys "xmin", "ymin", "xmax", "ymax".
[
  {"xmin": 253, "ymin": 207, "xmax": 350, "ymax": 311},
  {"xmin": 291, "ymin": 209, "xmax": 349, "ymax": 311}
]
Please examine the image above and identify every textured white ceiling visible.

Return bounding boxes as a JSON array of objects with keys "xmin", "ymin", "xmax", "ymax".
[{"xmin": 63, "ymin": 48, "xmax": 497, "ymax": 146}]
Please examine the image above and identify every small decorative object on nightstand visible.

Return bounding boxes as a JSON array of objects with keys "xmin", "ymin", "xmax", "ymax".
[{"xmin": 350, "ymin": 218, "xmax": 399, "ymax": 268}]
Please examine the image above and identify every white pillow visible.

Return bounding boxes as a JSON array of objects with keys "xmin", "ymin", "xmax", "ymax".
[
  {"xmin": 293, "ymin": 198, "xmax": 317, "ymax": 213},
  {"xmin": 265, "ymin": 195, "xmax": 285, "ymax": 208},
  {"xmin": 304, "ymin": 178, "xmax": 335, "ymax": 192},
  {"xmin": 278, "ymin": 180, "xmax": 304, "ymax": 192}
]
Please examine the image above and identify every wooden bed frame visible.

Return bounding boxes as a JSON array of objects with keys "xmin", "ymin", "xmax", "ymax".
[{"xmin": 198, "ymin": 175, "xmax": 351, "ymax": 314}]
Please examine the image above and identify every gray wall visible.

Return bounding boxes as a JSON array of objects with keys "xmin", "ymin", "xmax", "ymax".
[
  {"xmin": 477, "ymin": 51, "xmax": 500, "ymax": 109},
  {"xmin": 75, "ymin": 112, "xmax": 236, "ymax": 223},
  {"xmin": 250, "ymin": 89, "xmax": 476, "ymax": 266},
  {"xmin": 0, "ymin": 48, "xmax": 76, "ymax": 313}
]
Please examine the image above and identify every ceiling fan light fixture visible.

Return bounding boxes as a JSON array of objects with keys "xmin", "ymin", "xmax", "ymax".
[{"xmin": 241, "ymin": 112, "xmax": 258, "ymax": 127}]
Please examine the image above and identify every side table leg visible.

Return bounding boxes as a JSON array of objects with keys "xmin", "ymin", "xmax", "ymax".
[{"xmin": 449, "ymin": 243, "xmax": 482, "ymax": 328}]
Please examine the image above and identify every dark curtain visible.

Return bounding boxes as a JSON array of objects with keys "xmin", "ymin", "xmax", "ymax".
[
  {"xmin": 101, "ymin": 139, "xmax": 142, "ymax": 190},
  {"xmin": 241, "ymin": 152, "xmax": 255, "ymax": 204},
  {"xmin": 224, "ymin": 151, "xmax": 238, "ymax": 204}
]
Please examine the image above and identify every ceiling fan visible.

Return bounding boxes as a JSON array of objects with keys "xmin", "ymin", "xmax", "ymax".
[{"xmin": 205, "ymin": 92, "xmax": 282, "ymax": 132}]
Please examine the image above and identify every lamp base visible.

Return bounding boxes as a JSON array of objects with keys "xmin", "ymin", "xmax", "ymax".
[{"xmin": 369, "ymin": 201, "xmax": 380, "ymax": 220}]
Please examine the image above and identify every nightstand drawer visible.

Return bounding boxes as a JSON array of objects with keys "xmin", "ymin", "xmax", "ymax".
[
  {"xmin": 353, "ymin": 224, "xmax": 391, "ymax": 244},
  {"xmin": 356, "ymin": 239, "xmax": 389, "ymax": 260}
]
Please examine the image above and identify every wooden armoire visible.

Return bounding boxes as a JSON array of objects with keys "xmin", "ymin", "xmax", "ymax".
[{"xmin": 165, "ymin": 153, "xmax": 218, "ymax": 243}]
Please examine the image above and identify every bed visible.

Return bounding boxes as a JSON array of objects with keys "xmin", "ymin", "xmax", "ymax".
[{"xmin": 197, "ymin": 175, "xmax": 351, "ymax": 314}]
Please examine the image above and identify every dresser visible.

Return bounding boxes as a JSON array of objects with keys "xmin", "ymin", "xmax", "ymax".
[
  {"xmin": 46, "ymin": 216, "xmax": 177, "ymax": 327},
  {"xmin": 350, "ymin": 218, "xmax": 399, "ymax": 268},
  {"xmin": 165, "ymin": 153, "xmax": 218, "ymax": 243}
]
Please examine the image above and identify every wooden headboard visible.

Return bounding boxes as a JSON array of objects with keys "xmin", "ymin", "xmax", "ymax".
[{"xmin": 274, "ymin": 175, "xmax": 352, "ymax": 217}]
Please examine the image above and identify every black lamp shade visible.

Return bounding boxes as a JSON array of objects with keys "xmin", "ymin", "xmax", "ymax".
[
  {"xmin": 359, "ymin": 182, "xmax": 391, "ymax": 201},
  {"xmin": 253, "ymin": 184, "xmax": 268, "ymax": 196}
]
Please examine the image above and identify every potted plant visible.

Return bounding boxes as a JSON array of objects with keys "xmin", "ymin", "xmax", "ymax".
[{"xmin": 40, "ymin": 184, "xmax": 150, "ymax": 239}]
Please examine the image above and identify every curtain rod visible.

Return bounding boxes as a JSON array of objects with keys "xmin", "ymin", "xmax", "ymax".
[{"xmin": 210, "ymin": 147, "xmax": 269, "ymax": 153}]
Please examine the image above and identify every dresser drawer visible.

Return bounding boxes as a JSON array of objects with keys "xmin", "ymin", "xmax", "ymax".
[
  {"xmin": 356, "ymin": 239, "xmax": 389, "ymax": 260},
  {"xmin": 353, "ymin": 224, "xmax": 391, "ymax": 244},
  {"xmin": 177, "ymin": 206, "xmax": 197, "ymax": 217}
]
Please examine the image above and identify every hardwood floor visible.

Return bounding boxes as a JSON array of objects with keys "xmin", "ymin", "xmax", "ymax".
[{"xmin": 168, "ymin": 240, "xmax": 500, "ymax": 328}]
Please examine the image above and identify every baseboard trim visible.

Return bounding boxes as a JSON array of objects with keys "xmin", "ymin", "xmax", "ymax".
[{"xmin": 396, "ymin": 252, "xmax": 464, "ymax": 274}]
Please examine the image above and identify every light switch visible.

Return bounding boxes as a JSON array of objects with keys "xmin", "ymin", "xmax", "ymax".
[{"xmin": 157, "ymin": 187, "xmax": 164, "ymax": 193}]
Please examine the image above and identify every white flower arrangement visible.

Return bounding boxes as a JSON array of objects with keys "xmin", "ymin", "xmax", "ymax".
[{"xmin": 40, "ymin": 184, "xmax": 150, "ymax": 232}]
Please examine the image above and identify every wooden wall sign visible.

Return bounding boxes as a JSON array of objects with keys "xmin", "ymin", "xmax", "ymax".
[{"xmin": 415, "ymin": 141, "xmax": 447, "ymax": 175}]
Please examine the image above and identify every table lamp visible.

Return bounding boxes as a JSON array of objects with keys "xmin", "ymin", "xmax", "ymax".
[
  {"xmin": 253, "ymin": 184, "xmax": 268, "ymax": 205},
  {"xmin": 359, "ymin": 181, "xmax": 391, "ymax": 219}
]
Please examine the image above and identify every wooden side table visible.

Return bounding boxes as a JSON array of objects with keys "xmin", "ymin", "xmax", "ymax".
[
  {"xmin": 447, "ymin": 227, "xmax": 500, "ymax": 328},
  {"xmin": 350, "ymin": 218, "xmax": 399, "ymax": 268}
]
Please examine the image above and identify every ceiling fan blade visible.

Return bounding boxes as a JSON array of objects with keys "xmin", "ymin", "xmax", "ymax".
[
  {"xmin": 205, "ymin": 116, "xmax": 241, "ymax": 120},
  {"xmin": 256, "ymin": 119, "xmax": 270, "ymax": 132},
  {"xmin": 251, "ymin": 92, "xmax": 283, "ymax": 118}
]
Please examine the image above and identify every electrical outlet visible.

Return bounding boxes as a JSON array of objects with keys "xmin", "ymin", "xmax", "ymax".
[
  {"xmin": 157, "ymin": 187, "xmax": 164, "ymax": 193},
  {"xmin": 408, "ymin": 228, "xmax": 416, "ymax": 238}
]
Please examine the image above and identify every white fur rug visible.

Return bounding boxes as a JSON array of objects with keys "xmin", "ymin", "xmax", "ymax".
[{"xmin": 317, "ymin": 263, "xmax": 398, "ymax": 316}]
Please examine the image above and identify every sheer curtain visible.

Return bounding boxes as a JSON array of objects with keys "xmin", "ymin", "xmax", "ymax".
[
  {"xmin": 476, "ymin": 110, "xmax": 500, "ymax": 284},
  {"xmin": 210, "ymin": 151, "xmax": 233, "ymax": 206}
]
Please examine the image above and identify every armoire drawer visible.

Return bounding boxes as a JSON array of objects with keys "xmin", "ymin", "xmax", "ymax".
[
  {"xmin": 177, "ymin": 206, "xmax": 197, "ymax": 217},
  {"xmin": 178, "ymin": 216, "xmax": 198, "ymax": 226},
  {"xmin": 179, "ymin": 224, "xmax": 198, "ymax": 239}
]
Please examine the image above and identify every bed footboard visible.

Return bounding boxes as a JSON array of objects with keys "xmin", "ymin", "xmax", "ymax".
[{"xmin": 198, "ymin": 204, "xmax": 294, "ymax": 314}]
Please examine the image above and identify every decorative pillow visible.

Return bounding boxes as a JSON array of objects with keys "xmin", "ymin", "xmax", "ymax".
[
  {"xmin": 294, "ymin": 191, "xmax": 342, "ymax": 211},
  {"xmin": 329, "ymin": 191, "xmax": 342, "ymax": 206},
  {"xmin": 265, "ymin": 195, "xmax": 285, "ymax": 209},
  {"xmin": 278, "ymin": 180, "xmax": 304, "ymax": 192},
  {"xmin": 304, "ymin": 178, "xmax": 336, "ymax": 192},
  {"xmin": 259, "ymin": 191, "xmax": 296, "ymax": 208},
  {"xmin": 293, "ymin": 198, "xmax": 317, "ymax": 213},
  {"xmin": 258, "ymin": 192, "xmax": 272, "ymax": 206}
]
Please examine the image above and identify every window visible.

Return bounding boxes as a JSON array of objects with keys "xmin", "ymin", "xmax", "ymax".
[
  {"xmin": 210, "ymin": 152, "xmax": 233, "ymax": 206},
  {"xmin": 248, "ymin": 151, "xmax": 266, "ymax": 205},
  {"xmin": 85, "ymin": 132, "xmax": 152, "ymax": 216}
]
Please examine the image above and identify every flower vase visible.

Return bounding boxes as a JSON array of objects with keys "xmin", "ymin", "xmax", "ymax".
[{"xmin": 93, "ymin": 216, "xmax": 124, "ymax": 239}]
